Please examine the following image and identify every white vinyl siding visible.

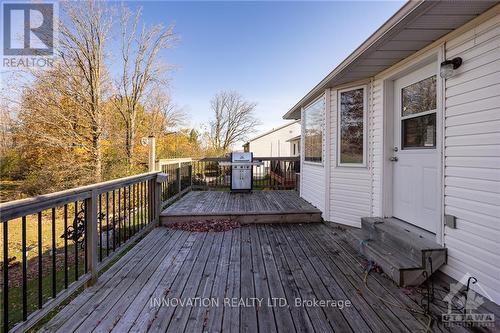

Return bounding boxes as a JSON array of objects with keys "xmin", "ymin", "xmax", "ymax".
[
  {"xmin": 246, "ymin": 122, "xmax": 301, "ymax": 157},
  {"xmin": 300, "ymin": 163, "xmax": 326, "ymax": 214},
  {"xmin": 441, "ymin": 13, "xmax": 500, "ymax": 304},
  {"xmin": 296, "ymin": 7, "xmax": 500, "ymax": 304},
  {"xmin": 329, "ymin": 88, "xmax": 372, "ymax": 227}
]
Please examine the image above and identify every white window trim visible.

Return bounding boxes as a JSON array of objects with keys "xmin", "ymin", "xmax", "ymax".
[
  {"xmin": 337, "ymin": 85, "xmax": 367, "ymax": 167},
  {"xmin": 303, "ymin": 94, "xmax": 326, "ymax": 165}
]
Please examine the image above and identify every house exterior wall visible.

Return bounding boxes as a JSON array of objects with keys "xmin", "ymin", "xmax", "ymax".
[
  {"xmin": 246, "ymin": 122, "xmax": 300, "ymax": 157},
  {"xmin": 297, "ymin": 10, "xmax": 500, "ymax": 303},
  {"xmin": 300, "ymin": 99, "xmax": 327, "ymax": 216},
  {"xmin": 328, "ymin": 87, "xmax": 372, "ymax": 227},
  {"xmin": 362, "ymin": 13, "xmax": 500, "ymax": 303},
  {"xmin": 300, "ymin": 163, "xmax": 326, "ymax": 214},
  {"xmin": 440, "ymin": 13, "xmax": 500, "ymax": 304}
]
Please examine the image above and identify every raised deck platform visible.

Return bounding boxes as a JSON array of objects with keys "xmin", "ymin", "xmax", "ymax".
[
  {"xmin": 42, "ymin": 224, "xmax": 500, "ymax": 332},
  {"xmin": 160, "ymin": 190, "xmax": 322, "ymax": 224}
]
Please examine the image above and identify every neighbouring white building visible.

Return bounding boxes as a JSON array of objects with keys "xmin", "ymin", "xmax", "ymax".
[
  {"xmin": 243, "ymin": 121, "xmax": 301, "ymax": 157},
  {"xmin": 284, "ymin": 1, "xmax": 500, "ymax": 304}
]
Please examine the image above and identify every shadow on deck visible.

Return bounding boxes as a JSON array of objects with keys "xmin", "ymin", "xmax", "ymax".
[
  {"xmin": 160, "ymin": 190, "xmax": 322, "ymax": 224},
  {"xmin": 41, "ymin": 223, "xmax": 500, "ymax": 333}
]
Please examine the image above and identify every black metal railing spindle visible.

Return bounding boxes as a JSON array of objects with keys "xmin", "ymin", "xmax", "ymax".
[
  {"xmin": 37, "ymin": 212, "xmax": 42, "ymax": 309},
  {"xmin": 106, "ymin": 191, "xmax": 110, "ymax": 257},
  {"xmin": 98, "ymin": 194, "xmax": 102, "ymax": 262},
  {"xmin": 133, "ymin": 183, "xmax": 136, "ymax": 234},
  {"xmin": 113, "ymin": 190, "xmax": 117, "ymax": 250},
  {"xmin": 64, "ymin": 204, "xmax": 68, "ymax": 289},
  {"xmin": 3, "ymin": 221, "xmax": 8, "ymax": 333},
  {"xmin": 118, "ymin": 188, "xmax": 122, "ymax": 246},
  {"xmin": 51, "ymin": 208, "xmax": 56, "ymax": 298},
  {"xmin": 124, "ymin": 187, "xmax": 128, "ymax": 241},
  {"xmin": 128, "ymin": 185, "xmax": 131, "ymax": 238},
  {"xmin": 74, "ymin": 201, "xmax": 78, "ymax": 282},
  {"xmin": 84, "ymin": 200, "xmax": 88, "ymax": 274},
  {"xmin": 21, "ymin": 216, "xmax": 27, "ymax": 321},
  {"xmin": 141, "ymin": 182, "xmax": 144, "ymax": 229}
]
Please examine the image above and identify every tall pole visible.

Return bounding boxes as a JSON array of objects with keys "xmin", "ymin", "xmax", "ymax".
[{"xmin": 148, "ymin": 136, "xmax": 156, "ymax": 172}]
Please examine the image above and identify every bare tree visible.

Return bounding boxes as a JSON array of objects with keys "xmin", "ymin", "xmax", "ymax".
[
  {"xmin": 208, "ymin": 91, "xmax": 260, "ymax": 152},
  {"xmin": 58, "ymin": 1, "xmax": 113, "ymax": 182},
  {"xmin": 145, "ymin": 88, "xmax": 186, "ymax": 136},
  {"xmin": 114, "ymin": 5, "xmax": 177, "ymax": 170}
]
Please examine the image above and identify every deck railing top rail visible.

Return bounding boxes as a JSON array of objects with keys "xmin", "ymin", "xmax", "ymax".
[{"xmin": 0, "ymin": 172, "xmax": 160, "ymax": 223}]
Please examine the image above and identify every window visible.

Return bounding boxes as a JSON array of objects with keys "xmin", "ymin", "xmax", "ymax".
[
  {"xmin": 401, "ymin": 75, "xmax": 437, "ymax": 149},
  {"xmin": 338, "ymin": 87, "xmax": 366, "ymax": 165},
  {"xmin": 304, "ymin": 97, "xmax": 324, "ymax": 163}
]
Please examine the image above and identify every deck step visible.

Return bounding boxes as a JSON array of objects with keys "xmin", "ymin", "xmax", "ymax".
[
  {"xmin": 160, "ymin": 211, "xmax": 322, "ymax": 224},
  {"xmin": 160, "ymin": 191, "xmax": 323, "ymax": 225},
  {"xmin": 346, "ymin": 217, "xmax": 447, "ymax": 287}
]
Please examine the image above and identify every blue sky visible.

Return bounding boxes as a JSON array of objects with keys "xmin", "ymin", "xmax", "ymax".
[{"xmin": 126, "ymin": 1, "xmax": 405, "ymax": 133}]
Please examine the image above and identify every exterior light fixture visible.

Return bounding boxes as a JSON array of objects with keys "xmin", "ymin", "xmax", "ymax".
[{"xmin": 440, "ymin": 57, "xmax": 462, "ymax": 79}]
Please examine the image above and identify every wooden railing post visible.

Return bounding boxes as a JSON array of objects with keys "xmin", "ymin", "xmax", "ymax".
[
  {"xmin": 148, "ymin": 136, "xmax": 156, "ymax": 172},
  {"xmin": 85, "ymin": 189, "xmax": 98, "ymax": 283},
  {"xmin": 155, "ymin": 173, "xmax": 168, "ymax": 226}
]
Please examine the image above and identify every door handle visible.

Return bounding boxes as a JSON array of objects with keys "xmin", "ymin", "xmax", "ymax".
[{"xmin": 389, "ymin": 156, "xmax": 398, "ymax": 162}]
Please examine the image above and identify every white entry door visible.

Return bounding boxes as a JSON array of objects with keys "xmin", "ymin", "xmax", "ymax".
[{"xmin": 392, "ymin": 62, "xmax": 439, "ymax": 233}]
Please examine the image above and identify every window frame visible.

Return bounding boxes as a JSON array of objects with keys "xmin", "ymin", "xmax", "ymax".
[
  {"xmin": 302, "ymin": 95, "xmax": 325, "ymax": 165},
  {"xmin": 337, "ymin": 85, "xmax": 368, "ymax": 167},
  {"xmin": 400, "ymin": 74, "xmax": 438, "ymax": 150}
]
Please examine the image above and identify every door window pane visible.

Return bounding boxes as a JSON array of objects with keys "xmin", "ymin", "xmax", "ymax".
[
  {"xmin": 402, "ymin": 113, "xmax": 436, "ymax": 149},
  {"xmin": 401, "ymin": 76, "xmax": 436, "ymax": 116},
  {"xmin": 339, "ymin": 88, "xmax": 365, "ymax": 164}
]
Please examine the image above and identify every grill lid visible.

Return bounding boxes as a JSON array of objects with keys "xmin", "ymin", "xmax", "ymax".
[{"xmin": 231, "ymin": 152, "xmax": 252, "ymax": 163}]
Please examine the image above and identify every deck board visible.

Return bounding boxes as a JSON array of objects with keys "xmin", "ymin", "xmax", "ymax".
[
  {"xmin": 43, "ymin": 223, "xmax": 499, "ymax": 333},
  {"xmin": 160, "ymin": 191, "xmax": 322, "ymax": 224}
]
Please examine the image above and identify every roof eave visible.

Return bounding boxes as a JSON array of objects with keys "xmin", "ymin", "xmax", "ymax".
[{"xmin": 283, "ymin": 0, "xmax": 425, "ymax": 120}]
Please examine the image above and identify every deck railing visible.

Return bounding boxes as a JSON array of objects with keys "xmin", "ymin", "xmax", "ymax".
[
  {"xmin": 158, "ymin": 156, "xmax": 300, "ymax": 193},
  {"xmin": 0, "ymin": 172, "xmax": 169, "ymax": 333},
  {"xmin": 0, "ymin": 156, "xmax": 299, "ymax": 332}
]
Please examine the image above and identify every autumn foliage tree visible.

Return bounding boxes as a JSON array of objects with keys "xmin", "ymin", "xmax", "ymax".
[
  {"xmin": 0, "ymin": 2, "xmax": 191, "ymax": 199},
  {"xmin": 58, "ymin": 1, "xmax": 113, "ymax": 182},
  {"xmin": 114, "ymin": 6, "xmax": 177, "ymax": 171}
]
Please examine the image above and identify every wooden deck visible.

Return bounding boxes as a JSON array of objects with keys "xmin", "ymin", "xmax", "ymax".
[
  {"xmin": 41, "ymin": 224, "xmax": 499, "ymax": 333},
  {"xmin": 160, "ymin": 191, "xmax": 322, "ymax": 224}
]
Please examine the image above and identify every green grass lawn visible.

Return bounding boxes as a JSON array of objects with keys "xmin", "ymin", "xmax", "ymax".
[{"xmin": 0, "ymin": 180, "xmax": 23, "ymax": 203}]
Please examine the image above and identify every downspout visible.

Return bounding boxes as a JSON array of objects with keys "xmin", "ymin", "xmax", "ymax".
[
  {"xmin": 439, "ymin": 43, "xmax": 447, "ymax": 246},
  {"xmin": 369, "ymin": 77, "xmax": 375, "ymax": 217}
]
